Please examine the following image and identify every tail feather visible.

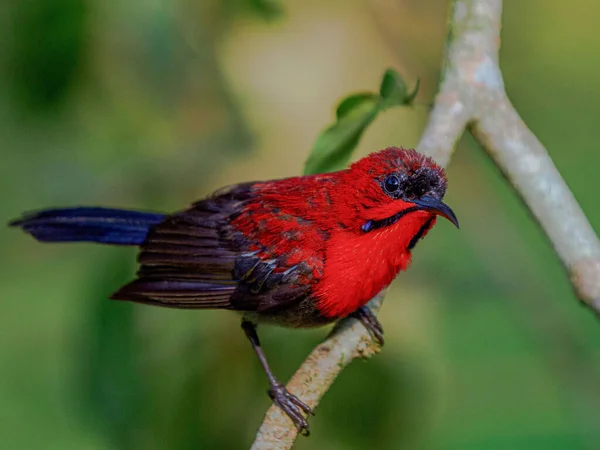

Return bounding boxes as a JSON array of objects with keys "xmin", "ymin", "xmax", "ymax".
[{"xmin": 9, "ymin": 207, "xmax": 166, "ymax": 246}]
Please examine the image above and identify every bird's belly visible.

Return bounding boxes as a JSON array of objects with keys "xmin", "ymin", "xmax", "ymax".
[
  {"xmin": 242, "ymin": 296, "xmax": 336, "ymax": 328},
  {"xmin": 315, "ymin": 231, "xmax": 412, "ymax": 318}
]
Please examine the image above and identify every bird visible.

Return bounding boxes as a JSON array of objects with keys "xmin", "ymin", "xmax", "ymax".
[{"xmin": 9, "ymin": 146, "xmax": 458, "ymax": 435}]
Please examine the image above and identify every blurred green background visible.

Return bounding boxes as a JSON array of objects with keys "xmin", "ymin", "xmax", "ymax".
[{"xmin": 2, "ymin": 0, "xmax": 600, "ymax": 449}]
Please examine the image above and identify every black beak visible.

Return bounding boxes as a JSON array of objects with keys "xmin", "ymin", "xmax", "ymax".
[{"xmin": 412, "ymin": 196, "xmax": 459, "ymax": 229}]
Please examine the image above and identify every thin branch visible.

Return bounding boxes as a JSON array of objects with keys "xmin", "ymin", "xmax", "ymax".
[{"xmin": 252, "ymin": 0, "xmax": 600, "ymax": 447}]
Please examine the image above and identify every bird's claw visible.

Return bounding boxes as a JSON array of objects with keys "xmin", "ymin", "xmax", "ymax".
[
  {"xmin": 352, "ymin": 306, "xmax": 385, "ymax": 346},
  {"xmin": 268, "ymin": 382, "xmax": 314, "ymax": 436}
]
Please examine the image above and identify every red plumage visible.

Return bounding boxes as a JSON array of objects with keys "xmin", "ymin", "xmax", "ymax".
[
  {"xmin": 10, "ymin": 146, "xmax": 458, "ymax": 435},
  {"xmin": 226, "ymin": 147, "xmax": 451, "ymax": 319},
  {"xmin": 107, "ymin": 147, "xmax": 457, "ymax": 327}
]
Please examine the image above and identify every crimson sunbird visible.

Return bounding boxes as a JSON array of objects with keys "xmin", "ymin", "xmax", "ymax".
[{"xmin": 10, "ymin": 147, "xmax": 458, "ymax": 435}]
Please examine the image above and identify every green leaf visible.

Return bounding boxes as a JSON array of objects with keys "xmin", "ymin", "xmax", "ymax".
[
  {"xmin": 304, "ymin": 98, "xmax": 379, "ymax": 175},
  {"xmin": 336, "ymin": 93, "xmax": 379, "ymax": 120},
  {"xmin": 248, "ymin": 0, "xmax": 284, "ymax": 20},
  {"xmin": 379, "ymin": 68, "xmax": 408, "ymax": 103},
  {"xmin": 304, "ymin": 68, "xmax": 419, "ymax": 175},
  {"xmin": 379, "ymin": 68, "xmax": 420, "ymax": 107}
]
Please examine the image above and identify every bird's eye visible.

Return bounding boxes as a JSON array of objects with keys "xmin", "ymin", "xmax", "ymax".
[{"xmin": 384, "ymin": 174, "xmax": 400, "ymax": 193}]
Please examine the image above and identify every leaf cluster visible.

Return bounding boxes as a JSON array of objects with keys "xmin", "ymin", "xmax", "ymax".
[{"xmin": 304, "ymin": 69, "xmax": 420, "ymax": 175}]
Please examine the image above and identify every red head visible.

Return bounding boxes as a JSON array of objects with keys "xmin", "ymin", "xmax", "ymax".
[
  {"xmin": 313, "ymin": 147, "xmax": 458, "ymax": 317},
  {"xmin": 334, "ymin": 147, "xmax": 458, "ymax": 232}
]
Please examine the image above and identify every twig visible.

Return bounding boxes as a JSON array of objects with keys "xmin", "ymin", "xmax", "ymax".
[{"xmin": 252, "ymin": 0, "xmax": 600, "ymax": 447}]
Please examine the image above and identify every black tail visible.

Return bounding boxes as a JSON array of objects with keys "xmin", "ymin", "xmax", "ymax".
[{"xmin": 9, "ymin": 207, "xmax": 166, "ymax": 246}]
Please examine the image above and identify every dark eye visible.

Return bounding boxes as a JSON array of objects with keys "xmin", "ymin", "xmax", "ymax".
[{"xmin": 384, "ymin": 174, "xmax": 400, "ymax": 193}]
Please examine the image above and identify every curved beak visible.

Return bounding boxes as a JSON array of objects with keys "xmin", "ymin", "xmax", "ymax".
[{"xmin": 412, "ymin": 196, "xmax": 459, "ymax": 229}]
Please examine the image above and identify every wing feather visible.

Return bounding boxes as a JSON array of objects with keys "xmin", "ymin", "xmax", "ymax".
[{"xmin": 111, "ymin": 182, "xmax": 318, "ymax": 311}]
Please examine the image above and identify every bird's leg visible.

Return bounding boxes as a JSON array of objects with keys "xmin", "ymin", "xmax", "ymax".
[
  {"xmin": 350, "ymin": 306, "xmax": 385, "ymax": 346},
  {"xmin": 241, "ymin": 320, "xmax": 314, "ymax": 436}
]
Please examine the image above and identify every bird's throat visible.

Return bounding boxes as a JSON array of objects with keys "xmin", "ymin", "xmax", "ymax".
[{"xmin": 315, "ymin": 214, "xmax": 435, "ymax": 318}]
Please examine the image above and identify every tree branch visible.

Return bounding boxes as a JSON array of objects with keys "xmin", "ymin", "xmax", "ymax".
[
  {"xmin": 252, "ymin": 0, "xmax": 600, "ymax": 447},
  {"xmin": 472, "ymin": 104, "xmax": 600, "ymax": 313}
]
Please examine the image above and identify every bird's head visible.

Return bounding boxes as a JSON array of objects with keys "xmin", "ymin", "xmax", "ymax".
[{"xmin": 336, "ymin": 147, "xmax": 458, "ymax": 236}]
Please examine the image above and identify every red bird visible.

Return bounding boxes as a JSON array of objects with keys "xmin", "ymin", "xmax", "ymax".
[{"xmin": 10, "ymin": 147, "xmax": 458, "ymax": 434}]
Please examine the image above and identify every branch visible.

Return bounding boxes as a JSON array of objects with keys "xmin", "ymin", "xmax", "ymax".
[
  {"xmin": 252, "ymin": 0, "xmax": 600, "ymax": 447},
  {"xmin": 472, "ymin": 105, "xmax": 600, "ymax": 313}
]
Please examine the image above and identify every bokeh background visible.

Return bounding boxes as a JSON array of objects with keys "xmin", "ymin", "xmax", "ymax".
[{"xmin": 2, "ymin": 0, "xmax": 600, "ymax": 449}]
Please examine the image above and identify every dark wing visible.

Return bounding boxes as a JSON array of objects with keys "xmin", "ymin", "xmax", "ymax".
[{"xmin": 111, "ymin": 183, "xmax": 315, "ymax": 311}]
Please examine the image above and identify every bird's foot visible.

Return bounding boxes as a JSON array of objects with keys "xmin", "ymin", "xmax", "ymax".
[
  {"xmin": 351, "ymin": 306, "xmax": 384, "ymax": 346},
  {"xmin": 268, "ymin": 382, "xmax": 314, "ymax": 436}
]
